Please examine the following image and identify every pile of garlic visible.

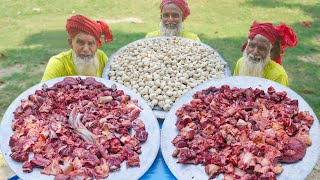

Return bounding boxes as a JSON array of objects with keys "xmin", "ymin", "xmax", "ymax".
[{"xmin": 108, "ymin": 37, "xmax": 227, "ymax": 111}]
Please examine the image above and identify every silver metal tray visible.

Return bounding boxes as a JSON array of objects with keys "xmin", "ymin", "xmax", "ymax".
[
  {"xmin": 0, "ymin": 76, "xmax": 160, "ymax": 180},
  {"xmin": 161, "ymin": 76, "xmax": 320, "ymax": 180},
  {"xmin": 102, "ymin": 37, "xmax": 232, "ymax": 119}
]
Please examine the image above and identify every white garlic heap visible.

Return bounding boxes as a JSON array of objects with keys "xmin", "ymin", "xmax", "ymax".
[{"xmin": 108, "ymin": 37, "xmax": 227, "ymax": 111}]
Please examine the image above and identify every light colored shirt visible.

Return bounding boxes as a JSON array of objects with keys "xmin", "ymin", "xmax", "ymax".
[
  {"xmin": 233, "ymin": 57, "xmax": 289, "ymax": 86},
  {"xmin": 41, "ymin": 49, "xmax": 108, "ymax": 82},
  {"xmin": 145, "ymin": 30, "xmax": 201, "ymax": 41}
]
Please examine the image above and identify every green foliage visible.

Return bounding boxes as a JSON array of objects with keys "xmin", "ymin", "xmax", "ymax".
[{"xmin": 0, "ymin": 0, "xmax": 319, "ymax": 119}]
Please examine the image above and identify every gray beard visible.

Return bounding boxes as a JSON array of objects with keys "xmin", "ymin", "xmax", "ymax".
[
  {"xmin": 238, "ymin": 51, "xmax": 270, "ymax": 77},
  {"xmin": 160, "ymin": 21, "xmax": 183, "ymax": 37},
  {"xmin": 73, "ymin": 50, "xmax": 98, "ymax": 76}
]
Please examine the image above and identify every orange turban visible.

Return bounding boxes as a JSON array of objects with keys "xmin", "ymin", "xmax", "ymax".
[
  {"xmin": 160, "ymin": 0, "xmax": 190, "ymax": 20},
  {"xmin": 66, "ymin": 15, "xmax": 113, "ymax": 47}
]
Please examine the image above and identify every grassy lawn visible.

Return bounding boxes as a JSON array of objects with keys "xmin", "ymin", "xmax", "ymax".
[{"xmin": 0, "ymin": 0, "xmax": 319, "ymax": 120}]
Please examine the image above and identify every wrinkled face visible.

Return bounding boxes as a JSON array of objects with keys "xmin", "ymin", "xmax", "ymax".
[
  {"xmin": 69, "ymin": 32, "xmax": 98, "ymax": 59},
  {"xmin": 161, "ymin": 3, "xmax": 183, "ymax": 29},
  {"xmin": 245, "ymin": 34, "xmax": 272, "ymax": 62}
]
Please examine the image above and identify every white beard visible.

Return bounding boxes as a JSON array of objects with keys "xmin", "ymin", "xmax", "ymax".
[
  {"xmin": 73, "ymin": 50, "xmax": 99, "ymax": 76},
  {"xmin": 238, "ymin": 51, "xmax": 270, "ymax": 77},
  {"xmin": 160, "ymin": 21, "xmax": 183, "ymax": 37}
]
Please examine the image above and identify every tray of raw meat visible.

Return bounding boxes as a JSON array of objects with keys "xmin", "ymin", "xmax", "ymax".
[
  {"xmin": 0, "ymin": 76, "xmax": 160, "ymax": 180},
  {"xmin": 161, "ymin": 76, "xmax": 320, "ymax": 180}
]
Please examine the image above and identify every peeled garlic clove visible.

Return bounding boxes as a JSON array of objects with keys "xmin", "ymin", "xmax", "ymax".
[
  {"xmin": 163, "ymin": 104, "xmax": 172, "ymax": 111},
  {"xmin": 158, "ymin": 100, "xmax": 165, "ymax": 108},
  {"xmin": 143, "ymin": 95, "xmax": 150, "ymax": 100}
]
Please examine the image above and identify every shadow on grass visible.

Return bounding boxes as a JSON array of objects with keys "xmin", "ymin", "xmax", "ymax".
[
  {"xmin": 22, "ymin": 30, "xmax": 148, "ymax": 59},
  {"xmin": 244, "ymin": 0, "xmax": 320, "ymax": 20}
]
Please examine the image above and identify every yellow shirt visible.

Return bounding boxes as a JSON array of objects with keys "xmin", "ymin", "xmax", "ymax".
[
  {"xmin": 145, "ymin": 30, "xmax": 201, "ymax": 41},
  {"xmin": 41, "ymin": 49, "xmax": 108, "ymax": 82},
  {"xmin": 233, "ymin": 57, "xmax": 289, "ymax": 86}
]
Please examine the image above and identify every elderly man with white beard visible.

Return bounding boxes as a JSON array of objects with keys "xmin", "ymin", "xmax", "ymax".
[
  {"xmin": 41, "ymin": 14, "xmax": 113, "ymax": 82},
  {"xmin": 146, "ymin": 0, "xmax": 200, "ymax": 41},
  {"xmin": 234, "ymin": 21, "xmax": 298, "ymax": 87}
]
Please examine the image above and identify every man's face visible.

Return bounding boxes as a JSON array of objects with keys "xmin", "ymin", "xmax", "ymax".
[
  {"xmin": 239, "ymin": 35, "xmax": 272, "ymax": 77},
  {"xmin": 69, "ymin": 32, "xmax": 99, "ymax": 76},
  {"xmin": 161, "ymin": 4, "xmax": 182, "ymax": 30},
  {"xmin": 69, "ymin": 32, "xmax": 98, "ymax": 59},
  {"xmin": 245, "ymin": 34, "xmax": 272, "ymax": 62}
]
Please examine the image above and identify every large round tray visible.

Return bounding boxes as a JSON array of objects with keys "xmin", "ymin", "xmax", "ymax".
[
  {"xmin": 102, "ymin": 36, "xmax": 232, "ymax": 119},
  {"xmin": 161, "ymin": 76, "xmax": 320, "ymax": 180},
  {"xmin": 0, "ymin": 76, "xmax": 160, "ymax": 180}
]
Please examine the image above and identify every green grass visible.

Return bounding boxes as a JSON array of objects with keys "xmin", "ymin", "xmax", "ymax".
[{"xmin": 0, "ymin": 0, "xmax": 319, "ymax": 119}]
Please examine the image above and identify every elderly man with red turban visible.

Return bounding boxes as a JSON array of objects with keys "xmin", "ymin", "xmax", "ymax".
[
  {"xmin": 145, "ymin": 0, "xmax": 200, "ymax": 41},
  {"xmin": 41, "ymin": 14, "xmax": 113, "ymax": 82},
  {"xmin": 234, "ymin": 21, "xmax": 298, "ymax": 86}
]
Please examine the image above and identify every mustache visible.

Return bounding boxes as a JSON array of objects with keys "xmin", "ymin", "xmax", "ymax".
[
  {"xmin": 160, "ymin": 21, "xmax": 182, "ymax": 36},
  {"xmin": 164, "ymin": 23, "xmax": 177, "ymax": 29},
  {"xmin": 76, "ymin": 55, "xmax": 95, "ymax": 62},
  {"xmin": 248, "ymin": 53, "xmax": 262, "ymax": 62}
]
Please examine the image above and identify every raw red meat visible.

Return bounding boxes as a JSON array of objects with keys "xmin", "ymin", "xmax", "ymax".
[
  {"xmin": 172, "ymin": 85, "xmax": 314, "ymax": 179},
  {"xmin": 9, "ymin": 77, "xmax": 148, "ymax": 179},
  {"xmin": 281, "ymin": 137, "xmax": 307, "ymax": 163}
]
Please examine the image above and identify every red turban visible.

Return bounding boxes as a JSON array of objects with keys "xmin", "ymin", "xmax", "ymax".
[
  {"xmin": 241, "ymin": 21, "xmax": 298, "ymax": 65},
  {"xmin": 160, "ymin": 0, "xmax": 190, "ymax": 20},
  {"xmin": 66, "ymin": 15, "xmax": 113, "ymax": 47},
  {"xmin": 248, "ymin": 21, "xmax": 279, "ymax": 45},
  {"xmin": 274, "ymin": 24, "xmax": 298, "ymax": 64}
]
